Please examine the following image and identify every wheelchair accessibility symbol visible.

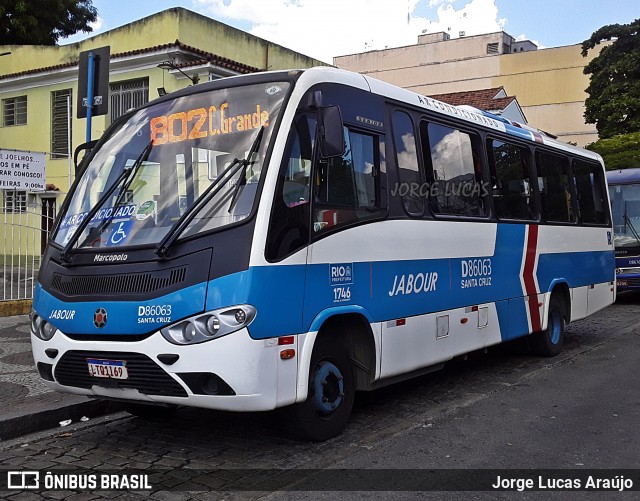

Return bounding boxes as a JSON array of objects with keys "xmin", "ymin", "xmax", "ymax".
[{"xmin": 107, "ymin": 221, "xmax": 134, "ymax": 246}]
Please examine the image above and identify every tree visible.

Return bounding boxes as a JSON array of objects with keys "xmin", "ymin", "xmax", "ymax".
[
  {"xmin": 581, "ymin": 19, "xmax": 640, "ymax": 139},
  {"xmin": 586, "ymin": 132, "xmax": 640, "ymax": 171},
  {"xmin": 0, "ymin": 0, "xmax": 97, "ymax": 45}
]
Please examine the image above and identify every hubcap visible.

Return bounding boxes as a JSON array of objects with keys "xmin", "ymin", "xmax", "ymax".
[{"xmin": 311, "ymin": 360, "xmax": 344, "ymax": 415}]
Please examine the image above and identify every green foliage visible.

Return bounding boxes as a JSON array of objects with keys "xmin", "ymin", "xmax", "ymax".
[
  {"xmin": 585, "ymin": 132, "xmax": 640, "ymax": 170},
  {"xmin": 0, "ymin": 0, "xmax": 97, "ymax": 45},
  {"xmin": 582, "ymin": 19, "xmax": 640, "ymax": 139}
]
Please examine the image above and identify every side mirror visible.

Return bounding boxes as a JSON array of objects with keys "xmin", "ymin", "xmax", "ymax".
[
  {"xmin": 73, "ymin": 140, "xmax": 98, "ymax": 175},
  {"xmin": 318, "ymin": 105, "xmax": 345, "ymax": 158}
]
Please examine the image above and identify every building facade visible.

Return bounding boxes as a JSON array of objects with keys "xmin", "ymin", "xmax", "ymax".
[
  {"xmin": 334, "ymin": 31, "xmax": 603, "ymax": 147},
  {"xmin": 0, "ymin": 7, "xmax": 324, "ymax": 261}
]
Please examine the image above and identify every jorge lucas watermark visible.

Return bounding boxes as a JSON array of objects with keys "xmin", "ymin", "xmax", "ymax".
[{"xmin": 390, "ymin": 180, "xmax": 492, "ymax": 199}]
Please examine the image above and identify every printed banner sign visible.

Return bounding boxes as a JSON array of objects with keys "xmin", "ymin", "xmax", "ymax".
[{"xmin": 0, "ymin": 149, "xmax": 46, "ymax": 191}]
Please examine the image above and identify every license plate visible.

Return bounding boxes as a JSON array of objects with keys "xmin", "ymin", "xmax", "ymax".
[
  {"xmin": 617, "ymin": 281, "xmax": 628, "ymax": 287},
  {"xmin": 87, "ymin": 358, "xmax": 128, "ymax": 380}
]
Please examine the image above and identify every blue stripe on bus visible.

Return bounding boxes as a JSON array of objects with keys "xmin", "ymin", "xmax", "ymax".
[
  {"xmin": 503, "ymin": 123, "xmax": 534, "ymax": 141},
  {"xmin": 34, "ymin": 282, "xmax": 207, "ymax": 335},
  {"xmin": 537, "ymin": 252, "xmax": 614, "ymax": 290},
  {"xmin": 33, "ymin": 224, "xmax": 614, "ymax": 340},
  {"xmin": 240, "ymin": 252, "xmax": 612, "ymax": 340}
]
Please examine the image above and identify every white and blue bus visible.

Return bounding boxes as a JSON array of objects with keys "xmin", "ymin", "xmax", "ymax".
[
  {"xmin": 607, "ymin": 168, "xmax": 640, "ymax": 292},
  {"xmin": 31, "ymin": 67, "xmax": 615, "ymax": 440}
]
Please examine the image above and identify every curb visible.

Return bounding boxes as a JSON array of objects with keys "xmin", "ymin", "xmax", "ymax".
[
  {"xmin": 0, "ymin": 399, "xmax": 124, "ymax": 441},
  {"xmin": 0, "ymin": 300, "xmax": 32, "ymax": 317}
]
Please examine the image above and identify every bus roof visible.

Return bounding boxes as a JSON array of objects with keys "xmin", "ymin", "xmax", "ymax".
[
  {"xmin": 142, "ymin": 66, "xmax": 603, "ymax": 164},
  {"xmin": 292, "ymin": 67, "xmax": 602, "ymax": 163},
  {"xmin": 606, "ymin": 167, "xmax": 640, "ymax": 185},
  {"xmin": 355, "ymin": 70, "xmax": 602, "ymax": 162}
]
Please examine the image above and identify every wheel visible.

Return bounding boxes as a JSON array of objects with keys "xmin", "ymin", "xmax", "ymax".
[
  {"xmin": 123, "ymin": 402, "xmax": 178, "ymax": 419},
  {"xmin": 285, "ymin": 337, "xmax": 354, "ymax": 441},
  {"xmin": 529, "ymin": 296, "xmax": 565, "ymax": 357}
]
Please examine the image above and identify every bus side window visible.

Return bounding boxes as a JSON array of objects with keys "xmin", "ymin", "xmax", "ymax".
[
  {"xmin": 573, "ymin": 159, "xmax": 608, "ymax": 225},
  {"xmin": 422, "ymin": 122, "xmax": 485, "ymax": 217},
  {"xmin": 266, "ymin": 114, "xmax": 315, "ymax": 261},
  {"xmin": 391, "ymin": 111, "xmax": 424, "ymax": 216},
  {"xmin": 536, "ymin": 152, "xmax": 575, "ymax": 223},
  {"xmin": 313, "ymin": 127, "xmax": 382, "ymax": 233},
  {"xmin": 488, "ymin": 139, "xmax": 537, "ymax": 220}
]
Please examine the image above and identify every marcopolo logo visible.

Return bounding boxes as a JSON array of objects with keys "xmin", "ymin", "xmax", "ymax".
[
  {"xmin": 94, "ymin": 253, "xmax": 128, "ymax": 262},
  {"xmin": 330, "ymin": 263, "xmax": 353, "ymax": 285}
]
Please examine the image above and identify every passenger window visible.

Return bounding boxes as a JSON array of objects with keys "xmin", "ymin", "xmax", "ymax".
[
  {"xmin": 392, "ymin": 111, "xmax": 423, "ymax": 215},
  {"xmin": 573, "ymin": 159, "xmax": 608, "ymax": 224},
  {"xmin": 422, "ymin": 122, "xmax": 485, "ymax": 217},
  {"xmin": 313, "ymin": 128, "xmax": 382, "ymax": 233},
  {"xmin": 266, "ymin": 114, "xmax": 315, "ymax": 260},
  {"xmin": 489, "ymin": 140, "xmax": 537, "ymax": 220},
  {"xmin": 536, "ymin": 152, "xmax": 575, "ymax": 223}
]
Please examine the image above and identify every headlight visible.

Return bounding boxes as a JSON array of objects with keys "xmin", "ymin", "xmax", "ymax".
[
  {"xmin": 29, "ymin": 310, "xmax": 58, "ymax": 341},
  {"xmin": 161, "ymin": 304, "xmax": 256, "ymax": 345}
]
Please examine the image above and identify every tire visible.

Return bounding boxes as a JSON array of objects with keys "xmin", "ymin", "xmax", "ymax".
[
  {"xmin": 529, "ymin": 296, "xmax": 565, "ymax": 357},
  {"xmin": 123, "ymin": 402, "xmax": 178, "ymax": 419},
  {"xmin": 286, "ymin": 336, "xmax": 355, "ymax": 441}
]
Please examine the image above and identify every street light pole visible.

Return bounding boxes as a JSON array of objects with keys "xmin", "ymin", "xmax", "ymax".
[{"xmin": 157, "ymin": 61, "xmax": 199, "ymax": 85}]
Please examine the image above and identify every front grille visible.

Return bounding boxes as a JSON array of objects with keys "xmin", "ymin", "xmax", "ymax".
[
  {"xmin": 54, "ymin": 351, "xmax": 188, "ymax": 397},
  {"xmin": 51, "ymin": 266, "xmax": 187, "ymax": 296}
]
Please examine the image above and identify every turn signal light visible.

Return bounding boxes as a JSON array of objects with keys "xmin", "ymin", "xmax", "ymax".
[{"xmin": 280, "ymin": 349, "xmax": 295, "ymax": 360}]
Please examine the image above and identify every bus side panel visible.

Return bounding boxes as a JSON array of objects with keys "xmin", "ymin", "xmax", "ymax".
[
  {"xmin": 570, "ymin": 286, "xmax": 589, "ymax": 322},
  {"xmin": 378, "ymin": 302, "xmax": 503, "ymax": 379},
  {"xmin": 587, "ymin": 282, "xmax": 615, "ymax": 316},
  {"xmin": 507, "ymin": 296, "xmax": 533, "ymax": 341},
  {"xmin": 536, "ymin": 251, "xmax": 614, "ymax": 291},
  {"xmin": 300, "ymin": 221, "xmax": 526, "ymax": 331}
]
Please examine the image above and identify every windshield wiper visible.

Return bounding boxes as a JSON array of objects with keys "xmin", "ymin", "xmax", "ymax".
[
  {"xmin": 228, "ymin": 126, "xmax": 264, "ymax": 213},
  {"xmin": 59, "ymin": 140, "xmax": 153, "ymax": 263},
  {"xmin": 155, "ymin": 126, "xmax": 265, "ymax": 258},
  {"xmin": 623, "ymin": 214, "xmax": 640, "ymax": 244}
]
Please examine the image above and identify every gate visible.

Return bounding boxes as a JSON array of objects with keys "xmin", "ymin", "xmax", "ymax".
[{"xmin": 1, "ymin": 196, "xmax": 56, "ymax": 301}]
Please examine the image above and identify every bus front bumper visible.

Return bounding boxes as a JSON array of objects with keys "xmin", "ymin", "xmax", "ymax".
[
  {"xmin": 615, "ymin": 272, "xmax": 640, "ymax": 292},
  {"xmin": 30, "ymin": 328, "xmax": 299, "ymax": 412}
]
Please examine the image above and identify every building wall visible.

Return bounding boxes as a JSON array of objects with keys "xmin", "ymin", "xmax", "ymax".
[
  {"xmin": 1, "ymin": 8, "xmax": 325, "ymax": 76},
  {"xmin": 335, "ymin": 33, "xmax": 604, "ymax": 147},
  {"xmin": 493, "ymin": 44, "xmax": 596, "ymax": 144}
]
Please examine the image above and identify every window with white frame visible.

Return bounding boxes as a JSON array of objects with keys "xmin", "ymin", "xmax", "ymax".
[{"xmin": 2, "ymin": 95, "xmax": 27, "ymax": 126}]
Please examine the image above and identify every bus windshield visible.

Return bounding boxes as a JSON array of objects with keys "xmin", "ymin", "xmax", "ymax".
[
  {"xmin": 54, "ymin": 81, "xmax": 289, "ymax": 251},
  {"xmin": 609, "ymin": 182, "xmax": 640, "ymax": 248}
]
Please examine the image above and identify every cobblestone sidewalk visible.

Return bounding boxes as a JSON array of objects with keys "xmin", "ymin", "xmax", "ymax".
[{"xmin": 0, "ymin": 315, "xmax": 116, "ymax": 440}]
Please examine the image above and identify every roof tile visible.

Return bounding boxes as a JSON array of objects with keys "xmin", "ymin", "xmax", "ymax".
[
  {"xmin": 429, "ymin": 87, "xmax": 516, "ymax": 112},
  {"xmin": 0, "ymin": 40, "xmax": 259, "ymax": 80}
]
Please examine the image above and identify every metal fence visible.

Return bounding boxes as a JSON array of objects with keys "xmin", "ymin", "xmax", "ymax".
[{"xmin": 1, "ymin": 197, "xmax": 55, "ymax": 301}]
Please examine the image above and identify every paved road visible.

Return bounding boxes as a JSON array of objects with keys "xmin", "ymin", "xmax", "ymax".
[{"xmin": 1, "ymin": 294, "xmax": 639, "ymax": 499}]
